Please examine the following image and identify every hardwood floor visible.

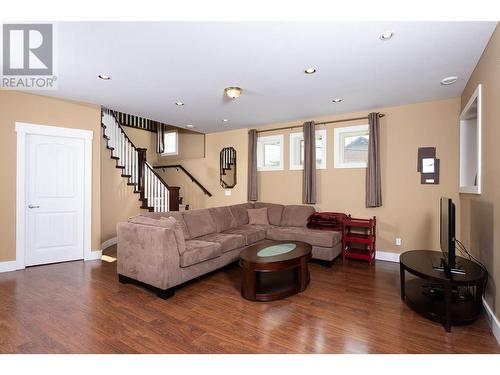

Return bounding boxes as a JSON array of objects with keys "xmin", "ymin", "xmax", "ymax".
[{"xmin": 0, "ymin": 246, "xmax": 498, "ymax": 354}]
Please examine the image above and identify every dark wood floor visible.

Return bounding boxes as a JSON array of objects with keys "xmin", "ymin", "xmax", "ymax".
[{"xmin": 0, "ymin": 246, "xmax": 498, "ymax": 354}]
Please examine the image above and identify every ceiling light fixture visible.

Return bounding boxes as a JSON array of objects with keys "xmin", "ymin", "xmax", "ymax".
[
  {"xmin": 304, "ymin": 67, "xmax": 317, "ymax": 74},
  {"xmin": 332, "ymin": 98, "xmax": 342, "ymax": 103},
  {"xmin": 175, "ymin": 102, "xmax": 185, "ymax": 106},
  {"xmin": 224, "ymin": 86, "xmax": 242, "ymax": 99},
  {"xmin": 440, "ymin": 76, "xmax": 458, "ymax": 86},
  {"xmin": 223, "ymin": 119, "xmax": 229, "ymax": 123},
  {"xmin": 380, "ymin": 31, "xmax": 394, "ymax": 40},
  {"xmin": 98, "ymin": 74, "xmax": 111, "ymax": 80},
  {"xmin": 186, "ymin": 124, "xmax": 194, "ymax": 128}
]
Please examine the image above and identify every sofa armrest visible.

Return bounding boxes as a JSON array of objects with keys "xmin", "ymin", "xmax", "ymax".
[{"xmin": 117, "ymin": 222, "xmax": 182, "ymax": 290}]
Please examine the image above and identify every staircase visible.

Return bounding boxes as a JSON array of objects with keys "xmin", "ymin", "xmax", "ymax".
[{"xmin": 101, "ymin": 108, "xmax": 181, "ymax": 212}]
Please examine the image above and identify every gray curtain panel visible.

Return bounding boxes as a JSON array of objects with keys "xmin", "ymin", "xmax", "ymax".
[
  {"xmin": 302, "ymin": 121, "xmax": 317, "ymax": 204},
  {"xmin": 366, "ymin": 112, "xmax": 382, "ymax": 207},
  {"xmin": 156, "ymin": 122, "xmax": 165, "ymax": 154},
  {"xmin": 247, "ymin": 129, "xmax": 258, "ymax": 201}
]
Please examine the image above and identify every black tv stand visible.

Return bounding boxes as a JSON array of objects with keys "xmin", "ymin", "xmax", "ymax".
[
  {"xmin": 400, "ymin": 250, "xmax": 487, "ymax": 332},
  {"xmin": 432, "ymin": 258, "xmax": 466, "ymax": 275}
]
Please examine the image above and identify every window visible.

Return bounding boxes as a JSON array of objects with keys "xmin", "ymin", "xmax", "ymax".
[
  {"xmin": 289, "ymin": 129, "xmax": 327, "ymax": 170},
  {"xmin": 334, "ymin": 125, "xmax": 369, "ymax": 168},
  {"xmin": 162, "ymin": 130, "xmax": 178, "ymax": 156},
  {"xmin": 257, "ymin": 135, "xmax": 284, "ymax": 171}
]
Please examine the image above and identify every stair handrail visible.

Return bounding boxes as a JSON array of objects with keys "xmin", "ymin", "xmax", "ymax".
[{"xmin": 154, "ymin": 164, "xmax": 213, "ymax": 197}]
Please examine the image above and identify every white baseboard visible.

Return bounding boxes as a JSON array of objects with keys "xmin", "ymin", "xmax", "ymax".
[
  {"xmin": 101, "ymin": 237, "xmax": 117, "ymax": 251},
  {"xmin": 0, "ymin": 260, "xmax": 22, "ymax": 273},
  {"xmin": 84, "ymin": 250, "xmax": 102, "ymax": 261},
  {"xmin": 376, "ymin": 251, "xmax": 400, "ymax": 263},
  {"xmin": 482, "ymin": 297, "xmax": 500, "ymax": 345}
]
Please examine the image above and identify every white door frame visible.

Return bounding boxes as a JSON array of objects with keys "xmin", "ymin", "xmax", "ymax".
[{"xmin": 15, "ymin": 122, "xmax": 93, "ymax": 270}]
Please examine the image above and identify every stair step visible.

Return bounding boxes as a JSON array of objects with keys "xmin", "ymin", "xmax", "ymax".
[
  {"xmin": 107, "ymin": 147, "xmax": 115, "ymax": 151},
  {"xmin": 103, "ymin": 135, "xmax": 110, "ymax": 140},
  {"xmin": 110, "ymin": 156, "xmax": 119, "ymax": 160},
  {"xmin": 116, "ymin": 165, "xmax": 125, "ymax": 169},
  {"xmin": 121, "ymin": 174, "xmax": 132, "ymax": 178}
]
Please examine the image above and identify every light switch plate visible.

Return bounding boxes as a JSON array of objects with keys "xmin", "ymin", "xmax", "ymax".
[
  {"xmin": 395, "ymin": 238, "xmax": 402, "ymax": 246},
  {"xmin": 224, "ymin": 190, "xmax": 231, "ymax": 196}
]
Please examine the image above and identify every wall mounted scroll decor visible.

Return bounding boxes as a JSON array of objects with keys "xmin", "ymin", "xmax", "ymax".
[
  {"xmin": 417, "ymin": 147, "xmax": 440, "ymax": 184},
  {"xmin": 220, "ymin": 147, "xmax": 237, "ymax": 188}
]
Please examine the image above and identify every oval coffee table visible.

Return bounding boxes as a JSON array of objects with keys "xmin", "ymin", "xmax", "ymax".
[{"xmin": 239, "ymin": 240, "xmax": 312, "ymax": 302}]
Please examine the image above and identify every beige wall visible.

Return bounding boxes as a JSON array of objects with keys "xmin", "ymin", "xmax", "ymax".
[
  {"xmin": 157, "ymin": 127, "xmax": 205, "ymax": 163},
  {"xmin": 0, "ymin": 91, "xmax": 101, "ymax": 262},
  {"xmin": 155, "ymin": 128, "xmax": 249, "ymax": 209},
  {"xmin": 459, "ymin": 25, "xmax": 500, "ymax": 321},
  {"xmin": 100, "ymin": 126, "xmax": 155, "ymax": 242},
  {"xmin": 256, "ymin": 98, "xmax": 461, "ymax": 255}
]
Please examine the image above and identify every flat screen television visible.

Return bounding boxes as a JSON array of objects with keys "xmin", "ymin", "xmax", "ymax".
[{"xmin": 440, "ymin": 197, "xmax": 456, "ymax": 270}]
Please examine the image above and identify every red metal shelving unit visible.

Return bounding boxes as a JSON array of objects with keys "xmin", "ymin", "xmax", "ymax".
[{"xmin": 342, "ymin": 215, "xmax": 376, "ymax": 264}]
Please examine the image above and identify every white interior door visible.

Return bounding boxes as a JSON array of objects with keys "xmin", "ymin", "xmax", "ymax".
[{"xmin": 25, "ymin": 133, "xmax": 85, "ymax": 266}]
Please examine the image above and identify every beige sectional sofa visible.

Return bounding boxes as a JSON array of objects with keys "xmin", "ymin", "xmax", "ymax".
[{"xmin": 117, "ymin": 202, "xmax": 342, "ymax": 298}]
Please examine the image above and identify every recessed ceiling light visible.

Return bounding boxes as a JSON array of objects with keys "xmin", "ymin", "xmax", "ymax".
[
  {"xmin": 224, "ymin": 86, "xmax": 242, "ymax": 99},
  {"xmin": 98, "ymin": 74, "xmax": 110, "ymax": 80},
  {"xmin": 332, "ymin": 98, "xmax": 342, "ymax": 103},
  {"xmin": 304, "ymin": 67, "xmax": 317, "ymax": 74},
  {"xmin": 175, "ymin": 102, "xmax": 185, "ymax": 106},
  {"xmin": 186, "ymin": 124, "xmax": 194, "ymax": 128},
  {"xmin": 440, "ymin": 76, "xmax": 458, "ymax": 86},
  {"xmin": 380, "ymin": 31, "xmax": 394, "ymax": 40},
  {"xmin": 223, "ymin": 119, "xmax": 229, "ymax": 123}
]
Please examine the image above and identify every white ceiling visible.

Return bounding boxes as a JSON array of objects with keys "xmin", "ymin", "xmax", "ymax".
[{"xmin": 37, "ymin": 22, "xmax": 497, "ymax": 133}]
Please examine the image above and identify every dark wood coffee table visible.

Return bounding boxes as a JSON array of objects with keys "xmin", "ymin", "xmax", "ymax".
[{"xmin": 239, "ymin": 240, "xmax": 312, "ymax": 302}]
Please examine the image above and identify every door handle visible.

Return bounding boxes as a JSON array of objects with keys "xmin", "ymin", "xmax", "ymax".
[{"xmin": 28, "ymin": 205, "xmax": 40, "ymax": 209}]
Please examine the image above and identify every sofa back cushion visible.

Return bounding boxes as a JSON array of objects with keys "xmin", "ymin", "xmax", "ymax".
[
  {"xmin": 182, "ymin": 209, "xmax": 217, "ymax": 238},
  {"xmin": 247, "ymin": 208, "xmax": 270, "ymax": 225},
  {"xmin": 254, "ymin": 202, "xmax": 284, "ymax": 226},
  {"xmin": 280, "ymin": 205, "xmax": 315, "ymax": 227},
  {"xmin": 229, "ymin": 203, "xmax": 254, "ymax": 227},
  {"xmin": 132, "ymin": 211, "xmax": 191, "ymax": 239},
  {"xmin": 209, "ymin": 206, "xmax": 237, "ymax": 232},
  {"xmin": 128, "ymin": 215, "xmax": 186, "ymax": 253}
]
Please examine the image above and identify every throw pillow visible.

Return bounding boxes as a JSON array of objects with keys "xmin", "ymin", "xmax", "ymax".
[{"xmin": 247, "ymin": 207, "xmax": 270, "ymax": 225}]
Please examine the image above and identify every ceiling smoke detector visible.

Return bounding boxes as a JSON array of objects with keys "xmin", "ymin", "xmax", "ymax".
[{"xmin": 224, "ymin": 87, "xmax": 242, "ymax": 99}]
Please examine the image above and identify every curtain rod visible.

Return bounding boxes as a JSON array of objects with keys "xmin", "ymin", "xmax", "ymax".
[{"xmin": 256, "ymin": 113, "xmax": 385, "ymax": 134}]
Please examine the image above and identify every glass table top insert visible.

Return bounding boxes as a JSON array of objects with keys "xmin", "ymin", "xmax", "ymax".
[{"xmin": 257, "ymin": 243, "xmax": 297, "ymax": 257}]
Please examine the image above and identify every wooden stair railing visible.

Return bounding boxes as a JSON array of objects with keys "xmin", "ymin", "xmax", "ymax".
[
  {"xmin": 153, "ymin": 165, "xmax": 213, "ymax": 197},
  {"xmin": 101, "ymin": 108, "xmax": 179, "ymax": 212}
]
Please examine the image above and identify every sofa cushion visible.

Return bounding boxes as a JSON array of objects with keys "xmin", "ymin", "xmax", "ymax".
[
  {"xmin": 254, "ymin": 202, "xmax": 285, "ymax": 226},
  {"xmin": 229, "ymin": 203, "xmax": 254, "ymax": 227},
  {"xmin": 132, "ymin": 211, "xmax": 191, "ymax": 239},
  {"xmin": 247, "ymin": 208, "xmax": 270, "ymax": 225},
  {"xmin": 196, "ymin": 232, "xmax": 245, "ymax": 253},
  {"xmin": 181, "ymin": 240, "xmax": 222, "ymax": 267},
  {"xmin": 280, "ymin": 205, "xmax": 315, "ymax": 227},
  {"xmin": 267, "ymin": 226, "xmax": 341, "ymax": 248},
  {"xmin": 223, "ymin": 225, "xmax": 266, "ymax": 245},
  {"xmin": 208, "ymin": 206, "xmax": 237, "ymax": 232},
  {"xmin": 182, "ymin": 210, "xmax": 217, "ymax": 238},
  {"xmin": 127, "ymin": 215, "xmax": 187, "ymax": 255},
  {"xmin": 165, "ymin": 211, "xmax": 191, "ymax": 239}
]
